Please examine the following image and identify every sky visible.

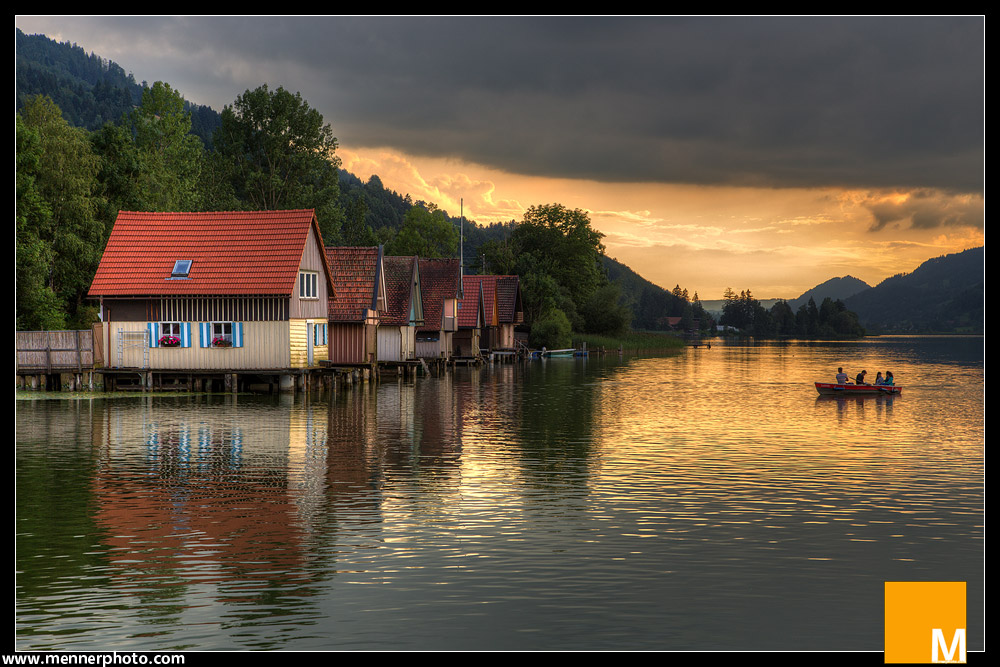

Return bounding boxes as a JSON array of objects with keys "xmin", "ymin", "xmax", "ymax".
[{"xmin": 15, "ymin": 16, "xmax": 984, "ymax": 300}]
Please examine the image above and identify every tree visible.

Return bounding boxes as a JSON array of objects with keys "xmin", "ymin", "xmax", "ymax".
[
  {"xmin": 16, "ymin": 115, "xmax": 64, "ymax": 330},
  {"xmin": 769, "ymin": 300, "xmax": 797, "ymax": 337},
  {"xmin": 514, "ymin": 204, "xmax": 606, "ymax": 306},
  {"xmin": 720, "ymin": 288, "xmax": 771, "ymax": 336},
  {"xmin": 92, "ymin": 81, "xmax": 204, "ymax": 217},
  {"xmin": 529, "ymin": 308, "xmax": 572, "ymax": 350},
  {"xmin": 18, "ymin": 95, "xmax": 104, "ymax": 329},
  {"xmin": 340, "ymin": 192, "xmax": 378, "ymax": 246},
  {"xmin": 476, "ymin": 237, "xmax": 518, "ymax": 275},
  {"xmin": 128, "ymin": 82, "xmax": 203, "ymax": 211},
  {"xmin": 580, "ymin": 283, "xmax": 632, "ymax": 336},
  {"xmin": 212, "ymin": 84, "xmax": 344, "ymax": 242},
  {"xmin": 385, "ymin": 202, "xmax": 458, "ymax": 258}
]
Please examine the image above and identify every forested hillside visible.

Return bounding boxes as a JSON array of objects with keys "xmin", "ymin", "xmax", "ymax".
[
  {"xmin": 16, "ymin": 29, "xmax": 220, "ymax": 146},
  {"xmin": 845, "ymin": 247, "xmax": 983, "ymax": 333}
]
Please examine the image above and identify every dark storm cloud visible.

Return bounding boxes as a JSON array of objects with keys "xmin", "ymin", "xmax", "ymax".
[
  {"xmin": 864, "ymin": 189, "xmax": 984, "ymax": 231},
  {"xmin": 19, "ymin": 16, "xmax": 984, "ymax": 192}
]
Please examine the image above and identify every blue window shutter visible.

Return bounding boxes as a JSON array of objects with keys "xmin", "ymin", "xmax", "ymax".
[
  {"xmin": 148, "ymin": 322, "xmax": 159, "ymax": 348},
  {"xmin": 323, "ymin": 323, "xmax": 328, "ymax": 345},
  {"xmin": 182, "ymin": 323, "xmax": 191, "ymax": 348},
  {"xmin": 233, "ymin": 322, "xmax": 244, "ymax": 348},
  {"xmin": 200, "ymin": 323, "xmax": 210, "ymax": 347}
]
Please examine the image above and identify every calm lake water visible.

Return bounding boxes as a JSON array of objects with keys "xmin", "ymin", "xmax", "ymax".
[{"xmin": 15, "ymin": 336, "xmax": 984, "ymax": 652}]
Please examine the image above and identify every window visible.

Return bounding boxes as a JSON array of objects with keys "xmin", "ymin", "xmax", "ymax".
[
  {"xmin": 148, "ymin": 322, "xmax": 189, "ymax": 347},
  {"xmin": 170, "ymin": 260, "xmax": 192, "ymax": 278},
  {"xmin": 159, "ymin": 322, "xmax": 182, "ymax": 347},
  {"xmin": 199, "ymin": 322, "xmax": 242, "ymax": 348},
  {"xmin": 299, "ymin": 271, "xmax": 318, "ymax": 299},
  {"xmin": 314, "ymin": 322, "xmax": 327, "ymax": 346},
  {"xmin": 212, "ymin": 322, "xmax": 233, "ymax": 346}
]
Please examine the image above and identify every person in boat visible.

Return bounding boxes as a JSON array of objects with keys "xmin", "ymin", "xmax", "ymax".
[
  {"xmin": 836, "ymin": 367, "xmax": 850, "ymax": 384},
  {"xmin": 855, "ymin": 370, "xmax": 868, "ymax": 385},
  {"xmin": 883, "ymin": 371, "xmax": 894, "ymax": 386},
  {"xmin": 874, "ymin": 372, "xmax": 884, "ymax": 385}
]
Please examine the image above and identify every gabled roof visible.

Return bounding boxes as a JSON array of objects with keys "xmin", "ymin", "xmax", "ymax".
[
  {"xmin": 382, "ymin": 256, "xmax": 423, "ymax": 326},
  {"xmin": 88, "ymin": 209, "xmax": 332, "ymax": 298},
  {"xmin": 417, "ymin": 258, "xmax": 460, "ymax": 332},
  {"xmin": 325, "ymin": 246, "xmax": 384, "ymax": 322},
  {"xmin": 496, "ymin": 275, "xmax": 524, "ymax": 324},
  {"xmin": 457, "ymin": 277, "xmax": 485, "ymax": 328},
  {"xmin": 460, "ymin": 275, "xmax": 496, "ymax": 327}
]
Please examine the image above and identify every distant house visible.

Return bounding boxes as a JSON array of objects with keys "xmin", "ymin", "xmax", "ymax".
[
  {"xmin": 379, "ymin": 256, "xmax": 424, "ymax": 362},
  {"xmin": 494, "ymin": 275, "xmax": 525, "ymax": 349},
  {"xmin": 87, "ymin": 209, "xmax": 335, "ymax": 389},
  {"xmin": 416, "ymin": 258, "xmax": 461, "ymax": 360},
  {"xmin": 462, "ymin": 274, "xmax": 524, "ymax": 352},
  {"xmin": 324, "ymin": 246, "xmax": 386, "ymax": 365}
]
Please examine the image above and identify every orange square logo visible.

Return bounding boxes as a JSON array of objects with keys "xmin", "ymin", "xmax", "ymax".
[{"xmin": 884, "ymin": 582, "xmax": 966, "ymax": 663}]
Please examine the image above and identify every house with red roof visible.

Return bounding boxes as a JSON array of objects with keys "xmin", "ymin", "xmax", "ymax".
[
  {"xmin": 379, "ymin": 256, "xmax": 424, "ymax": 362},
  {"xmin": 416, "ymin": 258, "xmax": 461, "ymax": 360},
  {"xmin": 87, "ymin": 209, "xmax": 335, "ymax": 390},
  {"xmin": 455, "ymin": 275, "xmax": 488, "ymax": 358},
  {"xmin": 324, "ymin": 246, "xmax": 386, "ymax": 365},
  {"xmin": 459, "ymin": 274, "xmax": 524, "ymax": 353}
]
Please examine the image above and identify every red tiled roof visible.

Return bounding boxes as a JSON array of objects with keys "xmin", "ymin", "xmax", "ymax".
[
  {"xmin": 417, "ymin": 258, "xmax": 460, "ymax": 332},
  {"xmin": 88, "ymin": 210, "xmax": 328, "ymax": 297},
  {"xmin": 325, "ymin": 246, "xmax": 381, "ymax": 322},
  {"xmin": 461, "ymin": 275, "xmax": 496, "ymax": 327},
  {"xmin": 382, "ymin": 256, "xmax": 419, "ymax": 326},
  {"xmin": 457, "ymin": 277, "xmax": 484, "ymax": 328},
  {"xmin": 496, "ymin": 275, "xmax": 523, "ymax": 324}
]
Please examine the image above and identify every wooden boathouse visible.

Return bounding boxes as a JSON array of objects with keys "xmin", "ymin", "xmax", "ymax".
[
  {"xmin": 415, "ymin": 258, "xmax": 461, "ymax": 366},
  {"xmin": 324, "ymin": 245, "xmax": 386, "ymax": 370},
  {"xmin": 86, "ymin": 209, "xmax": 337, "ymax": 392},
  {"xmin": 379, "ymin": 255, "xmax": 424, "ymax": 376}
]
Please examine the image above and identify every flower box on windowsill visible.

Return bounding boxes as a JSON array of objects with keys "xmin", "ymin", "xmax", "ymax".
[
  {"xmin": 212, "ymin": 338, "xmax": 232, "ymax": 348},
  {"xmin": 159, "ymin": 336, "xmax": 181, "ymax": 347}
]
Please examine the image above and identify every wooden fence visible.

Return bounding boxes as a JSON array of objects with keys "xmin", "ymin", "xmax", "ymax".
[{"xmin": 15, "ymin": 329, "xmax": 95, "ymax": 373}]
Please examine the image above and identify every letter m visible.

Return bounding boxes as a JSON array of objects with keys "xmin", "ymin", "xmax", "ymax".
[{"xmin": 932, "ymin": 628, "xmax": 966, "ymax": 663}]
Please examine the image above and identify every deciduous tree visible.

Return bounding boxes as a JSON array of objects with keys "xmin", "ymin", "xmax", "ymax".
[
  {"xmin": 18, "ymin": 96, "xmax": 104, "ymax": 328},
  {"xmin": 212, "ymin": 84, "xmax": 344, "ymax": 242}
]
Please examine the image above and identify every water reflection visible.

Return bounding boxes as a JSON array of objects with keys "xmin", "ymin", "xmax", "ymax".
[{"xmin": 16, "ymin": 338, "xmax": 983, "ymax": 651}]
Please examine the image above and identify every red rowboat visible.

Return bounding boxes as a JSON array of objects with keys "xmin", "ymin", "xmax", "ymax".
[{"xmin": 815, "ymin": 382, "xmax": 901, "ymax": 396}]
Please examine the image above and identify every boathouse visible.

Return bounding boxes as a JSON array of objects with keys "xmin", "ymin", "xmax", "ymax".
[
  {"xmin": 495, "ymin": 275, "xmax": 525, "ymax": 350},
  {"xmin": 416, "ymin": 258, "xmax": 461, "ymax": 361},
  {"xmin": 460, "ymin": 274, "xmax": 524, "ymax": 354},
  {"xmin": 379, "ymin": 256, "xmax": 424, "ymax": 363},
  {"xmin": 324, "ymin": 246, "xmax": 386, "ymax": 366},
  {"xmin": 454, "ymin": 276, "xmax": 485, "ymax": 359},
  {"xmin": 87, "ymin": 209, "xmax": 336, "ymax": 392}
]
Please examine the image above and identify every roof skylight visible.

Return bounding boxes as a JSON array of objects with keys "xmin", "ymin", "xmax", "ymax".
[{"xmin": 170, "ymin": 260, "xmax": 192, "ymax": 278}]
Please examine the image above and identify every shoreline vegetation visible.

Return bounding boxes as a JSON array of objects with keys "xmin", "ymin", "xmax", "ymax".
[{"xmin": 574, "ymin": 330, "xmax": 688, "ymax": 354}]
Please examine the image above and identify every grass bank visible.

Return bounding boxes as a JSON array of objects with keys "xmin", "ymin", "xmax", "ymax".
[{"xmin": 573, "ymin": 330, "xmax": 689, "ymax": 354}]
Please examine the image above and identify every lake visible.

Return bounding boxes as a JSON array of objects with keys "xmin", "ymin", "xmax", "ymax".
[{"xmin": 15, "ymin": 336, "xmax": 984, "ymax": 651}]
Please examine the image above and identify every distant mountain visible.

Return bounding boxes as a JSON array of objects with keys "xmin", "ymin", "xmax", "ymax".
[
  {"xmin": 844, "ymin": 247, "xmax": 983, "ymax": 333},
  {"xmin": 787, "ymin": 275, "xmax": 872, "ymax": 311}
]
